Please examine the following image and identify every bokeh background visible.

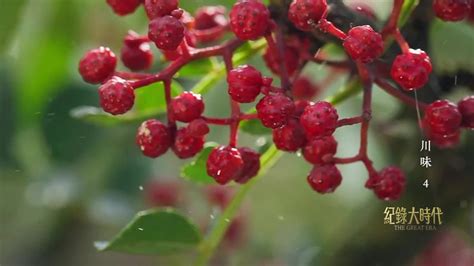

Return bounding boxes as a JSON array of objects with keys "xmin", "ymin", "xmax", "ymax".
[{"xmin": 1, "ymin": 0, "xmax": 473, "ymax": 265}]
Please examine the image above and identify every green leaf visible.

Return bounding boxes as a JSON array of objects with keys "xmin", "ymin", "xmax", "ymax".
[
  {"xmin": 239, "ymin": 109, "xmax": 271, "ymax": 135},
  {"xmin": 430, "ymin": 20, "xmax": 474, "ymax": 74},
  {"xmin": 181, "ymin": 142, "xmax": 218, "ymax": 184},
  {"xmin": 95, "ymin": 208, "xmax": 201, "ymax": 255},
  {"xmin": 72, "ymin": 82, "xmax": 182, "ymax": 125},
  {"xmin": 177, "ymin": 58, "xmax": 216, "ymax": 77}
]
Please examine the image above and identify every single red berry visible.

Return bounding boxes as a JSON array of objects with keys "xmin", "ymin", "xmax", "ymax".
[
  {"xmin": 169, "ymin": 92, "xmax": 205, "ymax": 122},
  {"xmin": 343, "ymin": 25, "xmax": 383, "ymax": 63},
  {"xmin": 263, "ymin": 45, "xmax": 299, "ymax": 76},
  {"xmin": 195, "ymin": 6, "xmax": 228, "ymax": 30},
  {"xmin": 223, "ymin": 214, "xmax": 247, "ymax": 248},
  {"xmin": 98, "ymin": 77, "xmax": 135, "ymax": 115},
  {"xmin": 366, "ymin": 166, "xmax": 406, "ymax": 201},
  {"xmin": 272, "ymin": 119, "xmax": 306, "ymax": 152},
  {"xmin": 206, "ymin": 146, "xmax": 244, "ymax": 185},
  {"xmin": 256, "ymin": 93, "xmax": 295, "ymax": 129},
  {"xmin": 433, "ymin": 0, "xmax": 471, "ymax": 21},
  {"xmin": 227, "ymin": 65, "xmax": 263, "ymax": 103},
  {"xmin": 424, "ymin": 100, "xmax": 462, "ymax": 136},
  {"xmin": 391, "ymin": 49, "xmax": 432, "ymax": 91},
  {"xmin": 303, "ymin": 135, "xmax": 337, "ymax": 164},
  {"xmin": 288, "ymin": 0, "xmax": 328, "ymax": 31},
  {"xmin": 458, "ymin": 96, "xmax": 474, "ymax": 129},
  {"xmin": 145, "ymin": 180, "xmax": 182, "ymax": 207},
  {"xmin": 429, "ymin": 130, "xmax": 461, "ymax": 148},
  {"xmin": 204, "ymin": 185, "xmax": 234, "ymax": 209},
  {"xmin": 229, "ymin": 0, "xmax": 270, "ymax": 40},
  {"xmin": 106, "ymin": 0, "xmax": 141, "ymax": 16},
  {"xmin": 148, "ymin": 15, "xmax": 184, "ymax": 51},
  {"xmin": 187, "ymin": 118, "xmax": 210, "ymax": 136},
  {"xmin": 78, "ymin": 47, "xmax": 117, "ymax": 84},
  {"xmin": 144, "ymin": 0, "xmax": 179, "ymax": 19},
  {"xmin": 121, "ymin": 34, "xmax": 154, "ymax": 71},
  {"xmin": 307, "ymin": 164, "xmax": 342, "ymax": 193},
  {"xmin": 136, "ymin": 119, "xmax": 171, "ymax": 158},
  {"xmin": 172, "ymin": 128, "xmax": 205, "ymax": 159},
  {"xmin": 234, "ymin": 147, "xmax": 261, "ymax": 184},
  {"xmin": 300, "ymin": 101, "xmax": 339, "ymax": 138},
  {"xmin": 292, "ymin": 77, "xmax": 319, "ymax": 100}
]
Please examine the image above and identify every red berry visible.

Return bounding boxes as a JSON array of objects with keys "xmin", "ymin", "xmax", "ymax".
[
  {"xmin": 366, "ymin": 166, "xmax": 406, "ymax": 201},
  {"xmin": 98, "ymin": 77, "xmax": 135, "ymax": 115},
  {"xmin": 227, "ymin": 65, "xmax": 263, "ymax": 103},
  {"xmin": 424, "ymin": 100, "xmax": 462, "ymax": 136},
  {"xmin": 223, "ymin": 214, "xmax": 247, "ymax": 248},
  {"xmin": 169, "ymin": 92, "xmax": 205, "ymax": 122},
  {"xmin": 194, "ymin": 6, "xmax": 227, "ymax": 30},
  {"xmin": 187, "ymin": 118, "xmax": 210, "ymax": 136},
  {"xmin": 256, "ymin": 93, "xmax": 295, "ymax": 129},
  {"xmin": 343, "ymin": 25, "xmax": 383, "ymax": 63},
  {"xmin": 429, "ymin": 130, "xmax": 461, "ymax": 148},
  {"xmin": 234, "ymin": 147, "xmax": 261, "ymax": 184},
  {"xmin": 288, "ymin": 0, "xmax": 328, "ymax": 31},
  {"xmin": 172, "ymin": 128, "xmax": 205, "ymax": 159},
  {"xmin": 292, "ymin": 77, "xmax": 319, "ymax": 100},
  {"xmin": 146, "ymin": 180, "xmax": 182, "ymax": 207},
  {"xmin": 136, "ymin": 119, "xmax": 171, "ymax": 158},
  {"xmin": 229, "ymin": 0, "xmax": 270, "ymax": 40},
  {"xmin": 121, "ymin": 33, "xmax": 154, "ymax": 71},
  {"xmin": 204, "ymin": 185, "xmax": 234, "ymax": 208},
  {"xmin": 272, "ymin": 119, "xmax": 306, "ymax": 152},
  {"xmin": 307, "ymin": 164, "xmax": 342, "ymax": 193},
  {"xmin": 391, "ymin": 49, "xmax": 432, "ymax": 91},
  {"xmin": 300, "ymin": 101, "xmax": 338, "ymax": 138},
  {"xmin": 263, "ymin": 45, "xmax": 299, "ymax": 76},
  {"xmin": 303, "ymin": 135, "xmax": 337, "ymax": 164},
  {"xmin": 148, "ymin": 15, "xmax": 184, "ymax": 51},
  {"xmin": 458, "ymin": 96, "xmax": 474, "ymax": 129},
  {"xmin": 206, "ymin": 146, "xmax": 244, "ymax": 185},
  {"xmin": 78, "ymin": 47, "xmax": 117, "ymax": 84},
  {"xmin": 433, "ymin": 0, "xmax": 471, "ymax": 21},
  {"xmin": 106, "ymin": 0, "xmax": 141, "ymax": 16},
  {"xmin": 144, "ymin": 0, "xmax": 179, "ymax": 19}
]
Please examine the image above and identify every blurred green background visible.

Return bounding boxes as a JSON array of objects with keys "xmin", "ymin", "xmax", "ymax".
[{"xmin": 1, "ymin": 0, "xmax": 473, "ymax": 265}]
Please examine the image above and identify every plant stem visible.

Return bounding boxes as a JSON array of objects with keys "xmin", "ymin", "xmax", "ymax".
[
  {"xmin": 195, "ymin": 145, "xmax": 282, "ymax": 266},
  {"xmin": 194, "ymin": 77, "xmax": 363, "ymax": 266}
]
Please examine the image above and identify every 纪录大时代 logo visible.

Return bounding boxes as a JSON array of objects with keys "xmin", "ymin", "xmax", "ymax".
[{"xmin": 384, "ymin": 207, "xmax": 443, "ymax": 231}]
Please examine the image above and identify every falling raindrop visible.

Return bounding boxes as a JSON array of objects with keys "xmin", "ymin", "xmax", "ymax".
[
  {"xmin": 138, "ymin": 227, "xmax": 144, "ymax": 231},
  {"xmin": 139, "ymin": 186, "xmax": 144, "ymax": 191}
]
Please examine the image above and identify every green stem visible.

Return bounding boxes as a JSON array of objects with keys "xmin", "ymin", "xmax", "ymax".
[
  {"xmin": 194, "ymin": 77, "xmax": 362, "ymax": 266},
  {"xmin": 195, "ymin": 145, "xmax": 281, "ymax": 266}
]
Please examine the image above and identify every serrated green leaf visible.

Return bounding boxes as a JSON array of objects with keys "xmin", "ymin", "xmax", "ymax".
[
  {"xmin": 181, "ymin": 142, "xmax": 218, "ymax": 184},
  {"xmin": 430, "ymin": 20, "xmax": 474, "ymax": 74},
  {"xmin": 95, "ymin": 208, "xmax": 201, "ymax": 255}
]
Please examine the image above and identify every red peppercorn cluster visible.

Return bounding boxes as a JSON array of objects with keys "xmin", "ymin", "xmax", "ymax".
[{"xmin": 78, "ymin": 0, "xmax": 472, "ymax": 202}]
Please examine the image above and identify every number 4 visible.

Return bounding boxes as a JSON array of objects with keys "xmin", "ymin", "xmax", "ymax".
[{"xmin": 423, "ymin": 179, "xmax": 429, "ymax": 188}]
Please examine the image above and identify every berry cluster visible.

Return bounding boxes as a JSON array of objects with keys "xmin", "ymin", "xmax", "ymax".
[{"xmin": 79, "ymin": 0, "xmax": 473, "ymax": 201}]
